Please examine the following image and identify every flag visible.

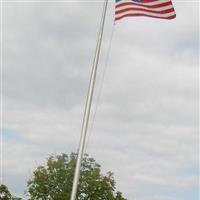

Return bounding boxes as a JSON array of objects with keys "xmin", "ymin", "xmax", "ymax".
[{"xmin": 115, "ymin": 0, "xmax": 176, "ymax": 21}]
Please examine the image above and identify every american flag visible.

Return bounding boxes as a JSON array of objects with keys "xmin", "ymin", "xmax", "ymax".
[{"xmin": 115, "ymin": 0, "xmax": 176, "ymax": 21}]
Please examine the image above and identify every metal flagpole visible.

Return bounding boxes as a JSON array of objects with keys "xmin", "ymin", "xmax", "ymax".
[{"xmin": 70, "ymin": 0, "xmax": 108, "ymax": 200}]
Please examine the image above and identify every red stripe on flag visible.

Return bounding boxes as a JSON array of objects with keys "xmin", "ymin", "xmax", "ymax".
[
  {"xmin": 116, "ymin": 2, "xmax": 172, "ymax": 9},
  {"xmin": 115, "ymin": 13, "xmax": 176, "ymax": 21},
  {"xmin": 116, "ymin": 7, "xmax": 175, "ymax": 15}
]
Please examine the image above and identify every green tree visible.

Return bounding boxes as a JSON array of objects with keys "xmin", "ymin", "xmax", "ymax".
[
  {"xmin": 0, "ymin": 184, "xmax": 22, "ymax": 200},
  {"xmin": 0, "ymin": 184, "xmax": 11, "ymax": 200},
  {"xmin": 27, "ymin": 153, "xmax": 127, "ymax": 200}
]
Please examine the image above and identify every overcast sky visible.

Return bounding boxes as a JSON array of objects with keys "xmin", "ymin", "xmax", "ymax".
[{"xmin": 1, "ymin": 0, "xmax": 199, "ymax": 199}]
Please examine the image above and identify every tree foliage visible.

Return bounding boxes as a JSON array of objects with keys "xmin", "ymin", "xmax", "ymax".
[
  {"xmin": 0, "ymin": 184, "xmax": 11, "ymax": 200},
  {"xmin": 27, "ymin": 153, "xmax": 127, "ymax": 200},
  {"xmin": 0, "ymin": 184, "xmax": 22, "ymax": 200}
]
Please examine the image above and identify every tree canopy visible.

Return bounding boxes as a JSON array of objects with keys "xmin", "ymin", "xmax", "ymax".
[
  {"xmin": 0, "ymin": 184, "xmax": 22, "ymax": 200},
  {"xmin": 27, "ymin": 153, "xmax": 127, "ymax": 200}
]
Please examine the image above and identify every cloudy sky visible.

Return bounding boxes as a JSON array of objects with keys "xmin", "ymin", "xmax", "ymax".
[{"xmin": 1, "ymin": 0, "xmax": 199, "ymax": 199}]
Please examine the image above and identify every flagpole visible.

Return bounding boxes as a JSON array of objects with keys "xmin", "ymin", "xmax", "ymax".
[{"xmin": 70, "ymin": 0, "xmax": 108, "ymax": 200}]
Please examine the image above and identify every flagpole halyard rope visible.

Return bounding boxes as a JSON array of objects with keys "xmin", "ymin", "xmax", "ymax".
[
  {"xmin": 85, "ymin": 23, "xmax": 115, "ymax": 152},
  {"xmin": 70, "ymin": 0, "xmax": 108, "ymax": 199}
]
